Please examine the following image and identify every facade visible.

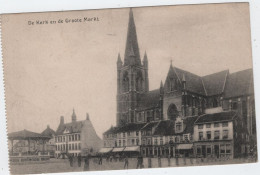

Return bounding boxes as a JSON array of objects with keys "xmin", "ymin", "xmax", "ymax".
[
  {"xmin": 102, "ymin": 8, "xmax": 256, "ymax": 158},
  {"xmin": 55, "ymin": 110, "xmax": 102, "ymax": 158}
]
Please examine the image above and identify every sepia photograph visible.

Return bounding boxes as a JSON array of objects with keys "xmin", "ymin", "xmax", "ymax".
[{"xmin": 0, "ymin": 2, "xmax": 257, "ymax": 174}]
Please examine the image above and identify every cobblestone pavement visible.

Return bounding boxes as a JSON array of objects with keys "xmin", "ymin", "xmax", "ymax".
[{"xmin": 10, "ymin": 157, "xmax": 257, "ymax": 174}]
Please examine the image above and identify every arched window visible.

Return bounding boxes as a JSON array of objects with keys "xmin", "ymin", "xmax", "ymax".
[
  {"xmin": 136, "ymin": 71, "xmax": 143, "ymax": 91},
  {"xmin": 167, "ymin": 104, "xmax": 179, "ymax": 120},
  {"xmin": 122, "ymin": 71, "xmax": 129, "ymax": 92},
  {"xmin": 212, "ymin": 98, "xmax": 218, "ymax": 107}
]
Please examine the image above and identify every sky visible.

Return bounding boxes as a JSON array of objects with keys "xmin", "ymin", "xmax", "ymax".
[{"xmin": 2, "ymin": 3, "xmax": 253, "ymax": 138}]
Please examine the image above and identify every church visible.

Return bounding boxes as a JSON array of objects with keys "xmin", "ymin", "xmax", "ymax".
[{"xmin": 102, "ymin": 8, "xmax": 256, "ymax": 158}]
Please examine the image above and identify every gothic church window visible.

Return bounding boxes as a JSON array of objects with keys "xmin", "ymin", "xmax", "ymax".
[
  {"xmin": 136, "ymin": 71, "xmax": 143, "ymax": 91},
  {"xmin": 167, "ymin": 104, "xmax": 179, "ymax": 120},
  {"xmin": 122, "ymin": 71, "xmax": 129, "ymax": 92}
]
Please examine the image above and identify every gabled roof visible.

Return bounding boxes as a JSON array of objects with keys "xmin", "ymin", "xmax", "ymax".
[
  {"xmin": 117, "ymin": 123, "xmax": 146, "ymax": 133},
  {"xmin": 141, "ymin": 121, "xmax": 159, "ymax": 131},
  {"xmin": 136, "ymin": 89, "xmax": 160, "ymax": 110},
  {"xmin": 195, "ymin": 111, "xmax": 237, "ymax": 124},
  {"xmin": 103, "ymin": 123, "xmax": 146, "ymax": 135},
  {"xmin": 182, "ymin": 116, "xmax": 199, "ymax": 134},
  {"xmin": 202, "ymin": 70, "xmax": 229, "ymax": 96},
  {"xmin": 153, "ymin": 120, "xmax": 175, "ymax": 136},
  {"xmin": 56, "ymin": 120, "xmax": 85, "ymax": 135},
  {"xmin": 223, "ymin": 68, "xmax": 254, "ymax": 98},
  {"xmin": 41, "ymin": 126, "xmax": 56, "ymax": 137},
  {"xmin": 173, "ymin": 67, "xmax": 206, "ymax": 95}
]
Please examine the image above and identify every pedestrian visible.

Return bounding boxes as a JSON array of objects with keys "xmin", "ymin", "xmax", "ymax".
[
  {"xmin": 148, "ymin": 156, "xmax": 152, "ymax": 168},
  {"xmin": 69, "ymin": 154, "xmax": 74, "ymax": 167},
  {"xmin": 136, "ymin": 155, "xmax": 142, "ymax": 169},
  {"xmin": 158, "ymin": 156, "xmax": 162, "ymax": 167},
  {"xmin": 124, "ymin": 155, "xmax": 129, "ymax": 169},
  {"xmin": 78, "ymin": 154, "xmax": 82, "ymax": 167},
  {"xmin": 84, "ymin": 155, "xmax": 90, "ymax": 171},
  {"xmin": 99, "ymin": 155, "xmax": 103, "ymax": 165},
  {"xmin": 167, "ymin": 154, "xmax": 171, "ymax": 166}
]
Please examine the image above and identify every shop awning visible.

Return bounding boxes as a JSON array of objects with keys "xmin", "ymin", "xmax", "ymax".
[
  {"xmin": 112, "ymin": 147, "xmax": 125, "ymax": 152},
  {"xmin": 124, "ymin": 146, "xmax": 140, "ymax": 152},
  {"xmin": 176, "ymin": 144, "xmax": 193, "ymax": 150},
  {"xmin": 99, "ymin": 147, "xmax": 113, "ymax": 153}
]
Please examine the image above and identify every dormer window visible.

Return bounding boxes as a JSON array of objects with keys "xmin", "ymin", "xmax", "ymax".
[{"xmin": 176, "ymin": 122, "xmax": 182, "ymax": 132}]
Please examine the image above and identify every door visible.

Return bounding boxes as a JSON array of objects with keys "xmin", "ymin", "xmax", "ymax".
[{"xmin": 214, "ymin": 145, "xmax": 219, "ymax": 158}]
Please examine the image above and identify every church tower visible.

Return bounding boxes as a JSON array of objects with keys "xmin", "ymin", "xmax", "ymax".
[{"xmin": 116, "ymin": 8, "xmax": 149, "ymax": 126}]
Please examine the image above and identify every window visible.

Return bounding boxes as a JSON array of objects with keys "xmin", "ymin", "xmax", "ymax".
[
  {"xmin": 78, "ymin": 134, "xmax": 80, "ymax": 141},
  {"xmin": 206, "ymin": 131, "xmax": 211, "ymax": 140},
  {"xmin": 136, "ymin": 131, "xmax": 139, "ymax": 136},
  {"xmin": 160, "ymin": 137, "xmax": 163, "ymax": 145},
  {"xmin": 72, "ymin": 144, "xmax": 74, "ymax": 150},
  {"xmin": 78, "ymin": 143, "xmax": 81, "ymax": 150},
  {"xmin": 176, "ymin": 122, "xmax": 182, "ymax": 132},
  {"xmin": 198, "ymin": 124, "xmax": 203, "ymax": 129},
  {"xmin": 75, "ymin": 143, "xmax": 78, "ymax": 150},
  {"xmin": 72, "ymin": 135, "xmax": 74, "ymax": 141},
  {"xmin": 127, "ymin": 132, "xmax": 130, "ymax": 136},
  {"xmin": 222, "ymin": 122, "xmax": 228, "ymax": 127},
  {"xmin": 69, "ymin": 144, "xmax": 71, "ymax": 150},
  {"xmin": 132, "ymin": 139, "xmax": 135, "ymax": 145},
  {"xmin": 207, "ymin": 146, "xmax": 211, "ymax": 154},
  {"xmin": 214, "ymin": 131, "xmax": 220, "ymax": 140},
  {"xmin": 147, "ymin": 139, "xmax": 151, "ymax": 145},
  {"xmin": 75, "ymin": 134, "xmax": 77, "ymax": 141},
  {"xmin": 206, "ymin": 124, "xmax": 211, "ymax": 128},
  {"xmin": 175, "ymin": 136, "xmax": 180, "ymax": 143},
  {"xmin": 220, "ymin": 144, "xmax": 225, "ymax": 154},
  {"xmin": 123, "ymin": 140, "xmax": 126, "ymax": 146},
  {"xmin": 136, "ymin": 139, "xmax": 139, "ymax": 145},
  {"xmin": 232, "ymin": 102, "xmax": 238, "ymax": 110},
  {"xmin": 226, "ymin": 144, "xmax": 231, "ymax": 154},
  {"xmin": 214, "ymin": 123, "xmax": 220, "ymax": 128},
  {"xmin": 123, "ymin": 132, "xmax": 125, "ymax": 137},
  {"xmin": 154, "ymin": 138, "xmax": 158, "ymax": 145},
  {"xmin": 119, "ymin": 140, "xmax": 121, "ymax": 147},
  {"xmin": 199, "ymin": 132, "xmax": 203, "ymax": 141},
  {"xmin": 197, "ymin": 146, "xmax": 202, "ymax": 154},
  {"xmin": 223, "ymin": 130, "xmax": 228, "ymax": 139},
  {"xmin": 142, "ymin": 139, "xmax": 146, "ymax": 145},
  {"xmin": 184, "ymin": 134, "xmax": 189, "ymax": 142}
]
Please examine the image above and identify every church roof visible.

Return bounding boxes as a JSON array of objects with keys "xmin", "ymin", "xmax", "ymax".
[
  {"xmin": 41, "ymin": 125, "xmax": 56, "ymax": 137},
  {"xmin": 124, "ymin": 8, "xmax": 141, "ymax": 66},
  {"xmin": 136, "ymin": 89, "xmax": 160, "ymax": 110},
  {"xmin": 56, "ymin": 120, "xmax": 85, "ymax": 135},
  {"xmin": 173, "ymin": 67, "xmax": 206, "ymax": 95},
  {"xmin": 223, "ymin": 68, "xmax": 254, "ymax": 98},
  {"xmin": 202, "ymin": 70, "xmax": 229, "ymax": 96}
]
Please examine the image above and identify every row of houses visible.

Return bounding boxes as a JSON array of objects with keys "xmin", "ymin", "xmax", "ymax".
[{"xmin": 103, "ymin": 107, "xmax": 254, "ymax": 159}]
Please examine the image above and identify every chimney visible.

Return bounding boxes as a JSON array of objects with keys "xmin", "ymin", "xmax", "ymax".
[
  {"xmin": 60, "ymin": 116, "xmax": 64, "ymax": 125},
  {"xmin": 86, "ymin": 113, "xmax": 90, "ymax": 120}
]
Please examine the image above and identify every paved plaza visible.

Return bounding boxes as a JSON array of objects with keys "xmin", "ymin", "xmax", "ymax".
[{"xmin": 10, "ymin": 157, "xmax": 257, "ymax": 174}]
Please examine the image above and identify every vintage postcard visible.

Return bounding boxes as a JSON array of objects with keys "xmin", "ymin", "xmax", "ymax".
[{"xmin": 1, "ymin": 3, "xmax": 257, "ymax": 174}]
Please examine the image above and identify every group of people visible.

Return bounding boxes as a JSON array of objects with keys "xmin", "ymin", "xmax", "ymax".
[{"xmin": 68, "ymin": 153, "xmax": 90, "ymax": 171}]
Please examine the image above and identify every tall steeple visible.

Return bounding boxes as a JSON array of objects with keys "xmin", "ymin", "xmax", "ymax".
[
  {"xmin": 72, "ymin": 108, "xmax": 77, "ymax": 122},
  {"xmin": 124, "ymin": 8, "xmax": 141, "ymax": 66}
]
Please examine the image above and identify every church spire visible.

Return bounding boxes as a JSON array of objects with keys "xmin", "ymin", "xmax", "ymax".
[
  {"xmin": 72, "ymin": 108, "xmax": 77, "ymax": 122},
  {"xmin": 124, "ymin": 8, "xmax": 141, "ymax": 66}
]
